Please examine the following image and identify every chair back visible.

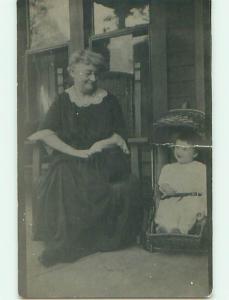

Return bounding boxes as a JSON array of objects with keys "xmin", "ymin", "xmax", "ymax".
[{"xmin": 98, "ymin": 71, "xmax": 134, "ymax": 137}]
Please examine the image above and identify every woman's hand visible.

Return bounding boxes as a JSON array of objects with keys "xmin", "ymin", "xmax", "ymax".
[
  {"xmin": 88, "ymin": 134, "xmax": 130, "ymax": 156},
  {"xmin": 113, "ymin": 134, "xmax": 130, "ymax": 154},
  {"xmin": 88, "ymin": 141, "xmax": 106, "ymax": 155},
  {"xmin": 74, "ymin": 149, "xmax": 90, "ymax": 158}
]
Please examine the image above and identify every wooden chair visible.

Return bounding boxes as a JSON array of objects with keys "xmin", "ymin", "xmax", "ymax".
[{"xmin": 98, "ymin": 71, "xmax": 135, "ymax": 137}]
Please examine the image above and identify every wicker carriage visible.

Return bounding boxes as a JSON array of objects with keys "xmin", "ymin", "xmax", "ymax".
[{"xmin": 144, "ymin": 109, "xmax": 209, "ymax": 253}]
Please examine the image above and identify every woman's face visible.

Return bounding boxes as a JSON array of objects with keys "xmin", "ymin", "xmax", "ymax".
[
  {"xmin": 71, "ymin": 63, "xmax": 98, "ymax": 95},
  {"xmin": 174, "ymin": 139, "xmax": 197, "ymax": 164}
]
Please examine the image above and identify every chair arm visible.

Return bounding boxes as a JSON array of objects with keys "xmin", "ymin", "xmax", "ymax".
[
  {"xmin": 24, "ymin": 140, "xmax": 43, "ymax": 240},
  {"xmin": 127, "ymin": 137, "xmax": 148, "ymax": 178},
  {"xmin": 24, "ymin": 140, "xmax": 41, "ymax": 185},
  {"xmin": 128, "ymin": 137, "xmax": 149, "ymax": 145}
]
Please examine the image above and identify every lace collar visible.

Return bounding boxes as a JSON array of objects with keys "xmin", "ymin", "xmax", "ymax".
[{"xmin": 65, "ymin": 86, "xmax": 108, "ymax": 107}]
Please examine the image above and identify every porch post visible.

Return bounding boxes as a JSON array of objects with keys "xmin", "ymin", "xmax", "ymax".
[
  {"xmin": 149, "ymin": 0, "xmax": 168, "ymax": 120},
  {"xmin": 69, "ymin": 0, "xmax": 85, "ymax": 54},
  {"xmin": 194, "ymin": 0, "xmax": 205, "ymax": 111},
  {"xmin": 149, "ymin": 0, "xmax": 168, "ymax": 188}
]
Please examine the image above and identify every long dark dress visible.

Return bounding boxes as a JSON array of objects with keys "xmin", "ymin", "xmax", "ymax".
[{"xmin": 36, "ymin": 91, "xmax": 142, "ymax": 265}]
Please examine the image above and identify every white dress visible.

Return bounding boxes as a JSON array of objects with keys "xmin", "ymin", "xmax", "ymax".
[{"xmin": 155, "ymin": 161, "xmax": 207, "ymax": 234}]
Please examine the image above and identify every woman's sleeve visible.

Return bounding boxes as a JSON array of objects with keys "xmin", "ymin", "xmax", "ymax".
[{"xmin": 110, "ymin": 95, "xmax": 127, "ymax": 139}]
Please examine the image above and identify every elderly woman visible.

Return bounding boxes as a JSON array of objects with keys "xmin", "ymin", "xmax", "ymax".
[{"xmin": 29, "ymin": 50, "xmax": 142, "ymax": 267}]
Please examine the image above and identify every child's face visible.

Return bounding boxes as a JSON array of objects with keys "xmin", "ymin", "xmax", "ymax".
[{"xmin": 174, "ymin": 139, "xmax": 197, "ymax": 164}]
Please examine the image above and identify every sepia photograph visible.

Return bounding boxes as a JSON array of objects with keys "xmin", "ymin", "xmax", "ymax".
[{"xmin": 17, "ymin": 0, "xmax": 212, "ymax": 298}]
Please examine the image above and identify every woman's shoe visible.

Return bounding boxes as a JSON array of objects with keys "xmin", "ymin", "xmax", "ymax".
[
  {"xmin": 39, "ymin": 245, "xmax": 98, "ymax": 267},
  {"xmin": 38, "ymin": 249, "xmax": 62, "ymax": 267}
]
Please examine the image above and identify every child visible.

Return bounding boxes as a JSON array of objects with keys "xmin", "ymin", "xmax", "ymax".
[{"xmin": 155, "ymin": 131, "xmax": 207, "ymax": 234}]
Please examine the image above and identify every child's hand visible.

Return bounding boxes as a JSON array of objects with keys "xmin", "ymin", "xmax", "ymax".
[
  {"xmin": 196, "ymin": 212, "xmax": 205, "ymax": 221},
  {"xmin": 159, "ymin": 183, "xmax": 176, "ymax": 195}
]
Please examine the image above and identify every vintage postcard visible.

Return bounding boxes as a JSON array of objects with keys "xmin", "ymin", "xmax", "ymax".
[{"xmin": 18, "ymin": 0, "xmax": 212, "ymax": 298}]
